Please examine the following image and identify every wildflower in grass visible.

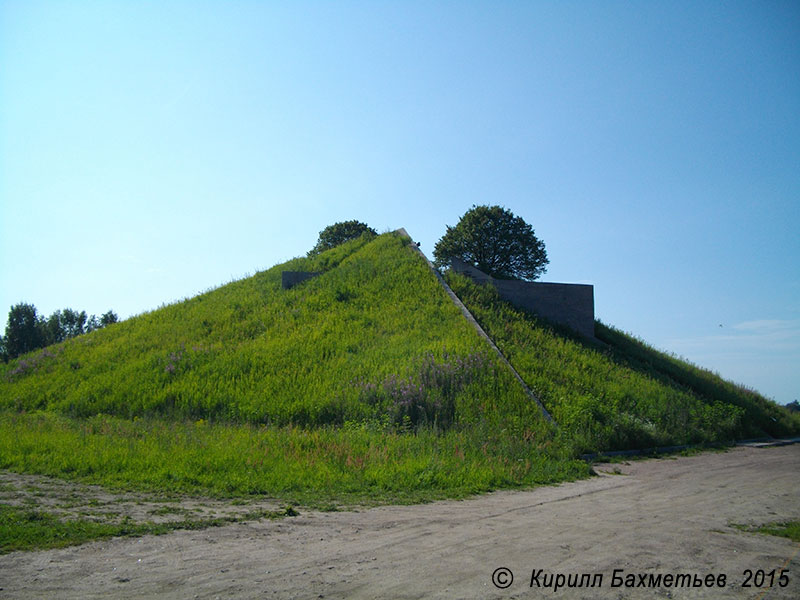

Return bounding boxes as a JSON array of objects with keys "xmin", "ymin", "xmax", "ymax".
[
  {"xmin": 353, "ymin": 351, "xmax": 493, "ymax": 432},
  {"xmin": 7, "ymin": 348, "xmax": 58, "ymax": 379},
  {"xmin": 10, "ymin": 359, "xmax": 31, "ymax": 377},
  {"xmin": 163, "ymin": 345, "xmax": 186, "ymax": 375}
]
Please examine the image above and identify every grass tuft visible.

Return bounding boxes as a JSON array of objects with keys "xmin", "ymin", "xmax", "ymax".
[
  {"xmin": 0, "ymin": 502, "xmax": 297, "ymax": 554},
  {"xmin": 733, "ymin": 520, "xmax": 800, "ymax": 543}
]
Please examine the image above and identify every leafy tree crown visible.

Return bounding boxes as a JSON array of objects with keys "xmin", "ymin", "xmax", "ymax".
[
  {"xmin": 308, "ymin": 220, "xmax": 376, "ymax": 256},
  {"xmin": 433, "ymin": 205, "xmax": 548, "ymax": 281},
  {"xmin": 3, "ymin": 303, "xmax": 44, "ymax": 359}
]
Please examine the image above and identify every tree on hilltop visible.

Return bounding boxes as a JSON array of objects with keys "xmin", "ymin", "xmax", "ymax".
[
  {"xmin": 433, "ymin": 205, "xmax": 549, "ymax": 281},
  {"xmin": 308, "ymin": 220, "xmax": 376, "ymax": 256},
  {"xmin": 100, "ymin": 310, "xmax": 119, "ymax": 327}
]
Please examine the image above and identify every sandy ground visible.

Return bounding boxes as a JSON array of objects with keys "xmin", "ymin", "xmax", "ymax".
[
  {"xmin": 1, "ymin": 444, "xmax": 798, "ymax": 600},
  {"xmin": 0, "ymin": 471, "xmax": 287, "ymax": 526}
]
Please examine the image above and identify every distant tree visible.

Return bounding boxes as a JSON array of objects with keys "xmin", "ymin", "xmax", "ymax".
[
  {"xmin": 99, "ymin": 310, "xmax": 119, "ymax": 327},
  {"xmin": 786, "ymin": 400, "xmax": 800, "ymax": 413},
  {"xmin": 41, "ymin": 310, "xmax": 67, "ymax": 346},
  {"xmin": 86, "ymin": 314, "xmax": 100, "ymax": 333},
  {"xmin": 433, "ymin": 205, "xmax": 549, "ymax": 280},
  {"xmin": 308, "ymin": 220, "xmax": 377, "ymax": 256},
  {"xmin": 40, "ymin": 308, "xmax": 116, "ymax": 344},
  {"xmin": 58, "ymin": 308, "xmax": 88, "ymax": 339},
  {"xmin": 3, "ymin": 304, "xmax": 120, "ymax": 359},
  {"xmin": 3, "ymin": 303, "xmax": 44, "ymax": 359}
]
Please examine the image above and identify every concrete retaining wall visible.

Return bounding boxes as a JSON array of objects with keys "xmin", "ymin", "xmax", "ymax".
[{"xmin": 450, "ymin": 257, "xmax": 595, "ymax": 339}]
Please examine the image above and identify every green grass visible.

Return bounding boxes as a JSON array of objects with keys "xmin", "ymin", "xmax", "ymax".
[
  {"xmin": 0, "ymin": 410, "xmax": 587, "ymax": 506},
  {"xmin": 733, "ymin": 521, "xmax": 800, "ymax": 542},
  {"xmin": 593, "ymin": 321, "xmax": 799, "ymax": 440},
  {"xmin": 754, "ymin": 521, "xmax": 800, "ymax": 542},
  {"xmin": 446, "ymin": 272, "xmax": 800, "ymax": 453},
  {"xmin": 0, "ymin": 502, "xmax": 296, "ymax": 554},
  {"xmin": 2, "ymin": 233, "xmax": 483, "ymax": 424}
]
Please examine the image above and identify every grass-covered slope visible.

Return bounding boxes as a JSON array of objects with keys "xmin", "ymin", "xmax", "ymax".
[
  {"xmin": 0, "ymin": 233, "xmax": 584, "ymax": 503},
  {"xmin": 1, "ymin": 233, "xmax": 501, "ymax": 424},
  {"xmin": 3, "ymin": 231, "xmax": 795, "ymax": 508},
  {"xmin": 447, "ymin": 272, "xmax": 800, "ymax": 454}
]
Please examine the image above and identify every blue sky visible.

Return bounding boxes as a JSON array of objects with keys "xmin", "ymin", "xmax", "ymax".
[{"xmin": 1, "ymin": 1, "xmax": 798, "ymax": 404}]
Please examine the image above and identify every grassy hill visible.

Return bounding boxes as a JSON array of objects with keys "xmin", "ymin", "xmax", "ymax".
[
  {"xmin": 0, "ymin": 232, "xmax": 579, "ymax": 504},
  {"xmin": 447, "ymin": 272, "xmax": 800, "ymax": 453},
  {"xmin": 2, "ymin": 232, "xmax": 494, "ymax": 425},
  {"xmin": 1, "ymin": 231, "xmax": 797, "ymax": 506}
]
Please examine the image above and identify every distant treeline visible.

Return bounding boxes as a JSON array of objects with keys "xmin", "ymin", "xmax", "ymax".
[{"xmin": 0, "ymin": 303, "xmax": 118, "ymax": 362}]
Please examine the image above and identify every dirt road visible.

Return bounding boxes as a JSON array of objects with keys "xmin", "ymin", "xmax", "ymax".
[{"xmin": 2, "ymin": 444, "xmax": 798, "ymax": 599}]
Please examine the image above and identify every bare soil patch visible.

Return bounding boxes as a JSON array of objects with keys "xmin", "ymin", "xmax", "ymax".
[
  {"xmin": 1, "ymin": 445, "xmax": 798, "ymax": 599},
  {"xmin": 0, "ymin": 471, "xmax": 285, "ymax": 527}
]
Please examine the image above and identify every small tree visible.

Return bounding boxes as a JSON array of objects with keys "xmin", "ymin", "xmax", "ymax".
[
  {"xmin": 100, "ymin": 310, "xmax": 119, "ymax": 327},
  {"xmin": 4, "ymin": 303, "xmax": 44, "ymax": 359},
  {"xmin": 41, "ymin": 310, "xmax": 67, "ymax": 346},
  {"xmin": 433, "ymin": 205, "xmax": 549, "ymax": 280},
  {"xmin": 58, "ymin": 308, "xmax": 88, "ymax": 339},
  {"xmin": 308, "ymin": 220, "xmax": 376, "ymax": 256}
]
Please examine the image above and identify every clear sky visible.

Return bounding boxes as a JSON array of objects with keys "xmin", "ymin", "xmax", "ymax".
[{"xmin": 1, "ymin": 1, "xmax": 798, "ymax": 404}]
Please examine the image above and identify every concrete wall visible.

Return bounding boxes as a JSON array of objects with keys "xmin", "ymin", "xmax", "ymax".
[
  {"xmin": 281, "ymin": 271, "xmax": 321, "ymax": 289},
  {"xmin": 450, "ymin": 257, "xmax": 493, "ymax": 285},
  {"xmin": 493, "ymin": 279, "xmax": 595, "ymax": 338},
  {"xmin": 450, "ymin": 257, "xmax": 595, "ymax": 339}
]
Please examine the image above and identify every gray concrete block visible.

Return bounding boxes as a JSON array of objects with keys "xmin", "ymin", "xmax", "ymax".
[{"xmin": 450, "ymin": 259, "xmax": 595, "ymax": 338}]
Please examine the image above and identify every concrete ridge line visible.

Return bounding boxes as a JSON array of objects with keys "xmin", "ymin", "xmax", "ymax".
[{"xmin": 396, "ymin": 229, "xmax": 555, "ymax": 425}]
